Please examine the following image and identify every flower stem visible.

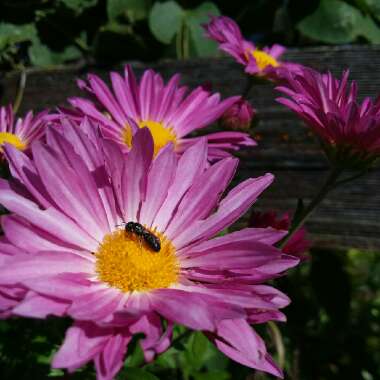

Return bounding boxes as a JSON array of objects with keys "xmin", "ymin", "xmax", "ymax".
[
  {"xmin": 176, "ymin": 22, "xmax": 189, "ymax": 60},
  {"xmin": 171, "ymin": 328, "xmax": 192, "ymax": 347},
  {"xmin": 242, "ymin": 77, "xmax": 255, "ymax": 98},
  {"xmin": 13, "ymin": 70, "xmax": 27, "ymax": 115},
  {"xmin": 268, "ymin": 321, "xmax": 285, "ymax": 369},
  {"xmin": 279, "ymin": 166, "xmax": 344, "ymax": 249},
  {"xmin": 332, "ymin": 170, "xmax": 369, "ymax": 189}
]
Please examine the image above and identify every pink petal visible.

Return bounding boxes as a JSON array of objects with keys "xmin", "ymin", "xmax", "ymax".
[
  {"xmin": 153, "ymin": 138, "xmax": 208, "ymax": 231},
  {"xmin": 68, "ymin": 286, "xmax": 124, "ymax": 322},
  {"xmin": 180, "ymin": 227, "xmax": 286, "ymax": 255},
  {"xmin": 95, "ymin": 332, "xmax": 131, "ymax": 380},
  {"xmin": 181, "ymin": 241, "xmax": 283, "ymax": 270},
  {"xmin": 139, "ymin": 144, "xmax": 177, "ymax": 228},
  {"xmin": 12, "ymin": 292, "xmax": 68, "ymax": 318},
  {"xmin": 3, "ymin": 144, "xmax": 53, "ymax": 209},
  {"xmin": 213, "ymin": 319, "xmax": 283, "ymax": 377},
  {"xmin": 150, "ymin": 289, "xmax": 216, "ymax": 331},
  {"xmin": 0, "ymin": 251, "xmax": 94, "ymax": 285},
  {"xmin": 165, "ymin": 157, "xmax": 238, "ymax": 239},
  {"xmin": 0, "ymin": 179, "xmax": 99, "ymax": 251},
  {"xmin": 173, "ymin": 174, "xmax": 274, "ymax": 249},
  {"xmin": 52, "ymin": 322, "xmax": 115, "ymax": 371},
  {"xmin": 32, "ymin": 140, "xmax": 109, "ymax": 240},
  {"xmin": 130, "ymin": 313, "xmax": 173, "ymax": 362},
  {"xmin": 121, "ymin": 128, "xmax": 153, "ymax": 221},
  {"xmin": 22, "ymin": 272, "xmax": 92, "ymax": 300},
  {"xmin": 2, "ymin": 214, "xmax": 81, "ymax": 254}
]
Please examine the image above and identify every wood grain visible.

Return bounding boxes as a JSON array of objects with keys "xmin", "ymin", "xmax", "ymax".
[{"xmin": 0, "ymin": 46, "xmax": 379, "ymax": 250}]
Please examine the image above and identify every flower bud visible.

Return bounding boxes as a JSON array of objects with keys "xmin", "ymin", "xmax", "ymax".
[{"xmin": 220, "ymin": 99, "xmax": 255, "ymax": 130}]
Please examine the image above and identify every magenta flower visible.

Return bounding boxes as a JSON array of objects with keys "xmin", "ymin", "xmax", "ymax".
[
  {"xmin": 276, "ymin": 68, "xmax": 380, "ymax": 167},
  {"xmin": 66, "ymin": 65, "xmax": 255, "ymax": 160},
  {"xmin": 221, "ymin": 98, "xmax": 256, "ymax": 130},
  {"xmin": 0, "ymin": 119, "xmax": 298, "ymax": 379},
  {"xmin": 0, "ymin": 105, "xmax": 47, "ymax": 157},
  {"xmin": 204, "ymin": 16, "xmax": 300, "ymax": 81},
  {"xmin": 250, "ymin": 211, "xmax": 311, "ymax": 261}
]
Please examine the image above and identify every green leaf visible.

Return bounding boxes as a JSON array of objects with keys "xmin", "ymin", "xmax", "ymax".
[
  {"xmin": 124, "ymin": 341, "xmax": 145, "ymax": 367},
  {"xmin": 361, "ymin": 0, "xmax": 380, "ymax": 21},
  {"xmin": 0, "ymin": 23, "xmax": 37, "ymax": 51},
  {"xmin": 359, "ymin": 15, "xmax": 380, "ymax": 43},
  {"xmin": 60, "ymin": 0, "xmax": 97, "ymax": 13},
  {"xmin": 28, "ymin": 42, "xmax": 52, "ymax": 66},
  {"xmin": 185, "ymin": 2, "xmax": 220, "ymax": 57},
  {"xmin": 120, "ymin": 368, "xmax": 159, "ymax": 380},
  {"xmin": 149, "ymin": 1, "xmax": 183, "ymax": 44},
  {"xmin": 108, "ymin": 0, "xmax": 151, "ymax": 21},
  {"xmin": 29, "ymin": 40, "xmax": 81, "ymax": 67},
  {"xmin": 298, "ymin": 0, "xmax": 380, "ymax": 44},
  {"xmin": 191, "ymin": 332, "xmax": 209, "ymax": 364},
  {"xmin": 204, "ymin": 346, "xmax": 229, "ymax": 371},
  {"xmin": 153, "ymin": 347, "xmax": 179, "ymax": 369}
]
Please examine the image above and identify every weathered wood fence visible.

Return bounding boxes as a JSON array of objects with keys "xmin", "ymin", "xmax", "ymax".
[{"xmin": 0, "ymin": 46, "xmax": 379, "ymax": 250}]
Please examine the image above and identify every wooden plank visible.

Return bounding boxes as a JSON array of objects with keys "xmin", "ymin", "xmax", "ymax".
[{"xmin": 0, "ymin": 46, "xmax": 379, "ymax": 250}]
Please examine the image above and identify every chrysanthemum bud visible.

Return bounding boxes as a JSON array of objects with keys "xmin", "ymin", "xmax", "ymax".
[{"xmin": 220, "ymin": 99, "xmax": 255, "ymax": 130}]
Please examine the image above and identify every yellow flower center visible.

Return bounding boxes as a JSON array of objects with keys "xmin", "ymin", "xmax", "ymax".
[
  {"xmin": 251, "ymin": 49, "xmax": 279, "ymax": 71},
  {"xmin": 0, "ymin": 132, "xmax": 26, "ymax": 151},
  {"xmin": 95, "ymin": 228, "xmax": 179, "ymax": 293},
  {"xmin": 122, "ymin": 120, "xmax": 177, "ymax": 156}
]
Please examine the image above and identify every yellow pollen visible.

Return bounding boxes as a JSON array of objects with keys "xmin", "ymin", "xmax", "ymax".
[
  {"xmin": 250, "ymin": 49, "xmax": 279, "ymax": 71},
  {"xmin": 0, "ymin": 132, "xmax": 26, "ymax": 151},
  {"xmin": 95, "ymin": 229, "xmax": 179, "ymax": 293},
  {"xmin": 122, "ymin": 120, "xmax": 177, "ymax": 156}
]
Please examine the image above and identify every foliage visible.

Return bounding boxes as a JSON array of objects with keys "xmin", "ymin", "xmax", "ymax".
[
  {"xmin": 298, "ymin": 0, "xmax": 380, "ymax": 43},
  {"xmin": 0, "ymin": 0, "xmax": 380, "ymax": 70},
  {"xmin": 1, "ymin": 248, "xmax": 379, "ymax": 379}
]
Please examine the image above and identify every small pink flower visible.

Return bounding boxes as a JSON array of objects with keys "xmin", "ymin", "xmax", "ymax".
[
  {"xmin": 277, "ymin": 68, "xmax": 380, "ymax": 168},
  {"xmin": 221, "ymin": 99, "xmax": 256, "ymax": 130},
  {"xmin": 0, "ymin": 119, "xmax": 298, "ymax": 379},
  {"xmin": 204, "ymin": 16, "xmax": 300, "ymax": 81},
  {"xmin": 250, "ymin": 211, "xmax": 311, "ymax": 261},
  {"xmin": 63, "ymin": 65, "xmax": 256, "ymax": 161},
  {"xmin": 0, "ymin": 105, "xmax": 47, "ymax": 158}
]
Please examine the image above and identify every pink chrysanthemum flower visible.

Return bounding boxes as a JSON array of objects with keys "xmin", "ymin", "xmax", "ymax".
[
  {"xmin": 0, "ymin": 105, "xmax": 47, "ymax": 157},
  {"xmin": 250, "ymin": 211, "xmax": 311, "ymax": 261},
  {"xmin": 66, "ymin": 65, "xmax": 255, "ymax": 160},
  {"xmin": 276, "ymin": 68, "xmax": 380, "ymax": 168},
  {"xmin": 204, "ymin": 16, "xmax": 300, "ymax": 81},
  {"xmin": 0, "ymin": 119, "xmax": 298, "ymax": 379}
]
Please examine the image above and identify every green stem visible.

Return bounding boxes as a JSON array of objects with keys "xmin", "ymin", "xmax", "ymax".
[
  {"xmin": 175, "ymin": 21, "xmax": 189, "ymax": 60},
  {"xmin": 268, "ymin": 321, "xmax": 285, "ymax": 370},
  {"xmin": 242, "ymin": 76, "xmax": 255, "ymax": 98},
  {"xmin": 279, "ymin": 166, "xmax": 343, "ymax": 249},
  {"xmin": 332, "ymin": 170, "xmax": 369, "ymax": 189},
  {"xmin": 171, "ymin": 329, "xmax": 192, "ymax": 347},
  {"xmin": 13, "ymin": 70, "xmax": 27, "ymax": 115},
  {"xmin": 175, "ymin": 26, "xmax": 183, "ymax": 59}
]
